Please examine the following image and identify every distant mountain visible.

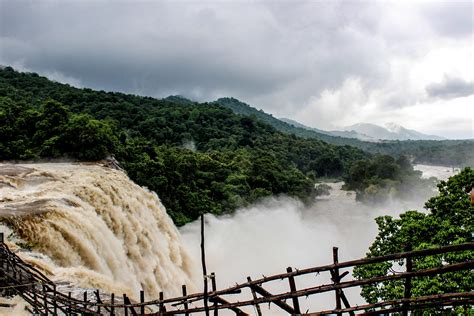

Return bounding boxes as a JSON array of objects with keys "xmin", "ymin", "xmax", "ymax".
[
  {"xmin": 212, "ymin": 98, "xmax": 374, "ymax": 146},
  {"xmin": 213, "ymin": 97, "xmax": 473, "ymax": 166},
  {"xmin": 280, "ymin": 118, "xmax": 377, "ymax": 141},
  {"xmin": 211, "ymin": 97, "xmax": 346, "ymax": 143},
  {"xmin": 328, "ymin": 129, "xmax": 377, "ymax": 142},
  {"xmin": 281, "ymin": 117, "xmax": 445, "ymax": 142},
  {"xmin": 279, "ymin": 117, "xmax": 330, "ymax": 135},
  {"xmin": 344, "ymin": 123, "xmax": 445, "ymax": 141}
]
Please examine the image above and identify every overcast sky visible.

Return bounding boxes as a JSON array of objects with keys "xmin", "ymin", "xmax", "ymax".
[{"xmin": 1, "ymin": 0, "xmax": 473, "ymax": 139}]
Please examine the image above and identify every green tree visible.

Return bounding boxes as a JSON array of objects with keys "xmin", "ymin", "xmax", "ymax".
[
  {"xmin": 63, "ymin": 114, "xmax": 118, "ymax": 160},
  {"xmin": 353, "ymin": 168, "xmax": 474, "ymax": 312}
]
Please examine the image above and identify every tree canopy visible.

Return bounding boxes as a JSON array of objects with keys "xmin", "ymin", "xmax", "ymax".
[
  {"xmin": 0, "ymin": 67, "xmax": 444, "ymax": 225},
  {"xmin": 353, "ymin": 167, "xmax": 474, "ymax": 312}
]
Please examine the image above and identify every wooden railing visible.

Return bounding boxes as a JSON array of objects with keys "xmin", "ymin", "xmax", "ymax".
[{"xmin": 0, "ymin": 232, "xmax": 472, "ymax": 315}]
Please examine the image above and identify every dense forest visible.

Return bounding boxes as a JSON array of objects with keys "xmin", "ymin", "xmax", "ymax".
[
  {"xmin": 0, "ymin": 67, "xmax": 450, "ymax": 224},
  {"xmin": 213, "ymin": 97, "xmax": 474, "ymax": 167}
]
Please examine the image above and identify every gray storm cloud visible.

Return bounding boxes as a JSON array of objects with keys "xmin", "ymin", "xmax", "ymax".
[
  {"xmin": 426, "ymin": 76, "xmax": 474, "ymax": 100},
  {"xmin": 0, "ymin": 0, "xmax": 472, "ymax": 138}
]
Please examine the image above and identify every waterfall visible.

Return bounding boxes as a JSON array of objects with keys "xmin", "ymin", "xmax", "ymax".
[{"xmin": 0, "ymin": 162, "xmax": 196, "ymax": 300}]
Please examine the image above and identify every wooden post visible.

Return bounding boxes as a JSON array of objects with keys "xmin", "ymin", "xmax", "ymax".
[
  {"xmin": 201, "ymin": 214, "xmax": 210, "ymax": 316},
  {"xmin": 123, "ymin": 294, "xmax": 138, "ymax": 316},
  {"xmin": 123, "ymin": 294, "xmax": 129, "ymax": 316},
  {"xmin": 53, "ymin": 284, "xmax": 57, "ymax": 314},
  {"xmin": 211, "ymin": 273, "xmax": 218, "ymax": 316},
  {"xmin": 159, "ymin": 291, "xmax": 166, "ymax": 314},
  {"xmin": 68, "ymin": 292, "xmax": 71, "ymax": 315},
  {"xmin": 286, "ymin": 267, "xmax": 301, "ymax": 314},
  {"xmin": 111, "ymin": 293, "xmax": 115, "ymax": 315},
  {"xmin": 403, "ymin": 256, "xmax": 413, "ymax": 316},
  {"xmin": 140, "ymin": 290, "xmax": 145, "ymax": 315},
  {"xmin": 251, "ymin": 284, "xmax": 295, "ymax": 314},
  {"xmin": 95, "ymin": 289, "xmax": 101, "ymax": 313},
  {"xmin": 247, "ymin": 277, "xmax": 262, "ymax": 316},
  {"xmin": 43, "ymin": 284, "xmax": 49, "ymax": 316},
  {"xmin": 0, "ymin": 232, "xmax": 3, "ymax": 243},
  {"xmin": 84, "ymin": 290, "xmax": 88, "ymax": 313},
  {"xmin": 182, "ymin": 285, "xmax": 190, "ymax": 316},
  {"xmin": 333, "ymin": 247, "xmax": 342, "ymax": 316},
  {"xmin": 33, "ymin": 285, "xmax": 38, "ymax": 314}
]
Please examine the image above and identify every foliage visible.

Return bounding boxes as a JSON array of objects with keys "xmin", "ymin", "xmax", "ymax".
[
  {"xmin": 353, "ymin": 168, "xmax": 474, "ymax": 312},
  {"xmin": 0, "ymin": 97, "xmax": 117, "ymax": 160},
  {"xmin": 0, "ymin": 67, "xmax": 371, "ymax": 224},
  {"xmin": 0, "ymin": 67, "xmax": 444, "ymax": 225}
]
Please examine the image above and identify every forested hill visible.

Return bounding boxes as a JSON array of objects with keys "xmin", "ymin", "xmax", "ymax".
[
  {"xmin": 1, "ymin": 67, "xmax": 372, "ymax": 225},
  {"xmin": 210, "ymin": 97, "xmax": 474, "ymax": 167},
  {"xmin": 211, "ymin": 97, "xmax": 349, "ymax": 141}
]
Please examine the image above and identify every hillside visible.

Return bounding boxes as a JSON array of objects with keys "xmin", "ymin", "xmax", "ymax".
[
  {"xmin": 212, "ymin": 98, "xmax": 474, "ymax": 167},
  {"xmin": 211, "ymin": 97, "xmax": 362, "ymax": 144},
  {"xmin": 0, "ymin": 67, "xmax": 370, "ymax": 225}
]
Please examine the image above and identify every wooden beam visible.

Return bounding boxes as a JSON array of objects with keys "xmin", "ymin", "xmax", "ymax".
[
  {"xmin": 182, "ymin": 285, "xmax": 189, "ymax": 316},
  {"xmin": 302, "ymin": 292, "xmax": 474, "ymax": 315},
  {"xmin": 250, "ymin": 284, "xmax": 295, "ymax": 314},
  {"xmin": 209, "ymin": 296, "xmax": 249, "ymax": 315},
  {"xmin": 329, "ymin": 267, "xmax": 354, "ymax": 316},
  {"xmin": 124, "ymin": 294, "xmax": 138, "ymax": 316},
  {"xmin": 286, "ymin": 267, "xmax": 301, "ymax": 314},
  {"xmin": 169, "ymin": 261, "xmax": 473, "ymax": 315},
  {"xmin": 332, "ymin": 247, "xmax": 342, "ymax": 316},
  {"xmin": 247, "ymin": 277, "xmax": 262, "ymax": 316}
]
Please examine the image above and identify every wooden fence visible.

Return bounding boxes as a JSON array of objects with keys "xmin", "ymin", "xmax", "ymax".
[{"xmin": 0, "ymin": 232, "xmax": 473, "ymax": 315}]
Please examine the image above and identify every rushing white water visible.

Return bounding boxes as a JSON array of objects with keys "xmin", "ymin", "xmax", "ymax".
[
  {"xmin": 0, "ymin": 162, "xmax": 196, "ymax": 303},
  {"xmin": 0, "ymin": 162, "xmax": 459, "ymax": 314},
  {"xmin": 180, "ymin": 165, "xmax": 454, "ymax": 313},
  {"xmin": 413, "ymin": 164, "xmax": 459, "ymax": 180}
]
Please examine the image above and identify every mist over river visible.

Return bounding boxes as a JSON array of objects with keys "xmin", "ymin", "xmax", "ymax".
[{"xmin": 179, "ymin": 164, "xmax": 459, "ymax": 312}]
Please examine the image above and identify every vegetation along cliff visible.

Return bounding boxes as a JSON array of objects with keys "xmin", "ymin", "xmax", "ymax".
[{"xmin": 0, "ymin": 67, "xmax": 464, "ymax": 225}]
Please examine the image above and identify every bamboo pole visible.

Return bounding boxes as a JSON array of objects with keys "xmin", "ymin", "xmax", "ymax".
[
  {"xmin": 67, "ymin": 292, "xmax": 71, "ymax": 315},
  {"xmin": 332, "ymin": 247, "xmax": 341, "ymax": 316},
  {"xmin": 140, "ymin": 290, "xmax": 145, "ymax": 315},
  {"xmin": 286, "ymin": 267, "xmax": 301, "ymax": 314},
  {"xmin": 201, "ymin": 214, "xmax": 210, "ymax": 316},
  {"xmin": 43, "ymin": 284, "xmax": 49, "ymax": 316},
  {"xmin": 211, "ymin": 273, "xmax": 218, "ymax": 316},
  {"xmin": 403, "ymin": 255, "xmax": 413, "ymax": 316},
  {"xmin": 159, "ymin": 292, "xmax": 165, "ymax": 313},
  {"xmin": 247, "ymin": 277, "xmax": 262, "ymax": 316},
  {"xmin": 182, "ymin": 285, "xmax": 190, "ymax": 316},
  {"xmin": 303, "ymin": 292, "xmax": 474, "ymax": 315},
  {"xmin": 124, "ymin": 294, "xmax": 129, "ymax": 316},
  {"xmin": 111, "ymin": 293, "xmax": 115, "ymax": 315},
  {"xmin": 52, "ymin": 284, "xmax": 57, "ymax": 315},
  {"xmin": 163, "ymin": 261, "xmax": 473, "ymax": 315}
]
